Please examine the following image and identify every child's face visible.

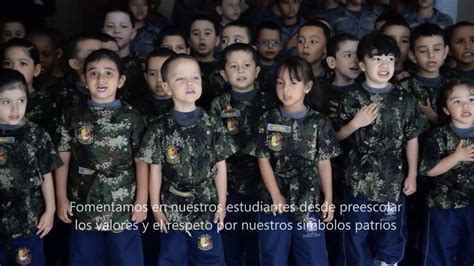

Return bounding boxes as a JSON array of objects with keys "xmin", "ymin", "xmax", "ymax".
[
  {"xmin": 297, "ymin": 26, "xmax": 327, "ymax": 65},
  {"xmin": 257, "ymin": 28, "xmax": 281, "ymax": 62},
  {"xmin": 221, "ymin": 26, "xmax": 250, "ymax": 49},
  {"xmin": 360, "ymin": 54, "xmax": 395, "ymax": 88},
  {"xmin": 0, "ymin": 87, "xmax": 27, "ymax": 125},
  {"xmin": 84, "ymin": 59, "xmax": 125, "ymax": 103},
  {"xmin": 3, "ymin": 47, "xmax": 41, "ymax": 88},
  {"xmin": 102, "ymin": 41, "xmax": 120, "ymax": 54},
  {"xmin": 28, "ymin": 35, "xmax": 59, "ymax": 75},
  {"xmin": 2, "ymin": 22, "xmax": 26, "ymax": 43},
  {"xmin": 163, "ymin": 59, "xmax": 202, "ymax": 106},
  {"xmin": 276, "ymin": 67, "xmax": 312, "ymax": 110},
  {"xmin": 161, "ymin": 35, "xmax": 189, "ymax": 54},
  {"xmin": 129, "ymin": 0, "xmax": 149, "ymax": 21},
  {"xmin": 221, "ymin": 50, "xmax": 260, "ymax": 91},
  {"xmin": 449, "ymin": 26, "xmax": 474, "ymax": 67},
  {"xmin": 218, "ymin": 0, "xmax": 241, "ymax": 22},
  {"xmin": 189, "ymin": 20, "xmax": 219, "ymax": 58},
  {"xmin": 443, "ymin": 84, "xmax": 474, "ymax": 129},
  {"xmin": 278, "ymin": 0, "xmax": 300, "ymax": 20},
  {"xmin": 411, "ymin": 36, "xmax": 447, "ymax": 77},
  {"xmin": 145, "ymin": 56, "xmax": 169, "ymax": 98},
  {"xmin": 330, "ymin": 40, "xmax": 360, "ymax": 80},
  {"xmin": 70, "ymin": 39, "xmax": 102, "ymax": 72},
  {"xmin": 103, "ymin": 12, "xmax": 136, "ymax": 49},
  {"xmin": 418, "ymin": 0, "xmax": 434, "ymax": 9},
  {"xmin": 383, "ymin": 25, "xmax": 410, "ymax": 66}
]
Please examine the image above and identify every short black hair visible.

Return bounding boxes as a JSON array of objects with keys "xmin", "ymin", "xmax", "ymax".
[
  {"xmin": 220, "ymin": 43, "xmax": 259, "ymax": 69},
  {"xmin": 66, "ymin": 33, "xmax": 102, "ymax": 60},
  {"xmin": 357, "ymin": 32, "xmax": 400, "ymax": 61},
  {"xmin": 298, "ymin": 19, "xmax": 331, "ymax": 44},
  {"xmin": 375, "ymin": 12, "xmax": 400, "ymax": 29},
  {"xmin": 445, "ymin": 21, "xmax": 474, "ymax": 45},
  {"xmin": 97, "ymin": 32, "xmax": 118, "ymax": 44},
  {"xmin": 26, "ymin": 28, "xmax": 65, "ymax": 50},
  {"xmin": 145, "ymin": 48, "xmax": 177, "ymax": 71},
  {"xmin": 189, "ymin": 14, "xmax": 221, "ymax": 37},
  {"xmin": 256, "ymin": 21, "xmax": 281, "ymax": 41},
  {"xmin": 0, "ymin": 68, "xmax": 28, "ymax": 94},
  {"xmin": 410, "ymin": 23, "xmax": 445, "ymax": 51},
  {"xmin": 161, "ymin": 54, "xmax": 200, "ymax": 82},
  {"xmin": 222, "ymin": 21, "xmax": 253, "ymax": 44},
  {"xmin": 327, "ymin": 33, "xmax": 359, "ymax": 57},
  {"xmin": 103, "ymin": 8, "xmax": 135, "ymax": 29},
  {"xmin": 3, "ymin": 38, "xmax": 40, "ymax": 65},
  {"xmin": 83, "ymin": 48, "xmax": 125, "ymax": 75},
  {"xmin": 379, "ymin": 14, "xmax": 410, "ymax": 34},
  {"xmin": 156, "ymin": 25, "xmax": 189, "ymax": 48}
]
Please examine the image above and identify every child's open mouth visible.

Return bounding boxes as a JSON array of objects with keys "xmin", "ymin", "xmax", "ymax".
[{"xmin": 461, "ymin": 110, "xmax": 472, "ymax": 117}]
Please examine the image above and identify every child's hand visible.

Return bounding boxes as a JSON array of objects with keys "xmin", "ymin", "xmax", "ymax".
[
  {"xmin": 418, "ymin": 98, "xmax": 438, "ymax": 124},
  {"xmin": 271, "ymin": 193, "xmax": 287, "ymax": 216},
  {"xmin": 329, "ymin": 100, "xmax": 339, "ymax": 118},
  {"xmin": 131, "ymin": 202, "xmax": 147, "ymax": 224},
  {"xmin": 213, "ymin": 205, "xmax": 226, "ymax": 232},
  {"xmin": 153, "ymin": 210, "xmax": 169, "ymax": 233},
  {"xmin": 403, "ymin": 175, "xmax": 417, "ymax": 196},
  {"xmin": 453, "ymin": 140, "xmax": 474, "ymax": 162},
  {"xmin": 395, "ymin": 71, "xmax": 410, "ymax": 81},
  {"xmin": 351, "ymin": 103, "xmax": 378, "ymax": 129},
  {"xmin": 57, "ymin": 197, "xmax": 73, "ymax": 224},
  {"xmin": 37, "ymin": 211, "xmax": 54, "ymax": 238},
  {"xmin": 321, "ymin": 200, "xmax": 334, "ymax": 222}
]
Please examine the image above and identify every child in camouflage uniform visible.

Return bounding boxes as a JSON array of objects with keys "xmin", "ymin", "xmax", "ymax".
[
  {"xmin": 55, "ymin": 49, "xmax": 147, "ymax": 266},
  {"xmin": 253, "ymin": 56, "xmax": 342, "ymax": 266},
  {"xmin": 0, "ymin": 69, "xmax": 62, "ymax": 266},
  {"xmin": 420, "ymin": 79, "xmax": 474, "ymax": 266},
  {"xmin": 2, "ymin": 38, "xmax": 58, "ymax": 136},
  {"xmin": 210, "ymin": 43, "xmax": 276, "ymax": 266},
  {"xmin": 335, "ymin": 33, "xmax": 426, "ymax": 266},
  {"xmin": 138, "ymin": 54, "xmax": 237, "ymax": 265}
]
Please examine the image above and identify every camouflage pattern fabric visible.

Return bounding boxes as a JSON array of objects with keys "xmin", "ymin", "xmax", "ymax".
[
  {"xmin": 120, "ymin": 54, "xmax": 148, "ymax": 103},
  {"xmin": 420, "ymin": 125, "xmax": 474, "ymax": 209},
  {"xmin": 138, "ymin": 109, "xmax": 238, "ymax": 226},
  {"xmin": 335, "ymin": 85, "xmax": 427, "ymax": 203},
  {"xmin": 48, "ymin": 80, "xmax": 90, "ymax": 114},
  {"xmin": 251, "ymin": 108, "xmax": 342, "ymax": 221},
  {"xmin": 27, "ymin": 90, "xmax": 59, "ymax": 136},
  {"xmin": 257, "ymin": 64, "xmax": 276, "ymax": 98},
  {"xmin": 56, "ymin": 102, "xmax": 145, "ymax": 230},
  {"xmin": 0, "ymin": 122, "xmax": 62, "ymax": 237},
  {"xmin": 131, "ymin": 94, "xmax": 173, "ymax": 126},
  {"xmin": 210, "ymin": 90, "xmax": 276, "ymax": 196},
  {"xmin": 197, "ymin": 61, "xmax": 226, "ymax": 110}
]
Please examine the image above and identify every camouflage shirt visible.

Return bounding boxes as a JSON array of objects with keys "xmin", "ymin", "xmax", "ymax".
[
  {"xmin": 252, "ymin": 108, "xmax": 342, "ymax": 221},
  {"xmin": 48, "ymin": 81, "xmax": 90, "ymax": 114},
  {"xmin": 120, "ymin": 54, "xmax": 147, "ymax": 103},
  {"xmin": 131, "ymin": 94, "xmax": 173, "ymax": 126},
  {"xmin": 138, "ymin": 109, "xmax": 238, "ymax": 226},
  {"xmin": 27, "ymin": 90, "xmax": 59, "ymax": 136},
  {"xmin": 420, "ymin": 125, "xmax": 474, "ymax": 209},
  {"xmin": 210, "ymin": 89, "xmax": 276, "ymax": 195},
  {"xmin": 335, "ymin": 84, "xmax": 427, "ymax": 203},
  {"xmin": 56, "ymin": 101, "xmax": 145, "ymax": 230},
  {"xmin": 0, "ymin": 122, "xmax": 63, "ymax": 237},
  {"xmin": 197, "ymin": 61, "xmax": 226, "ymax": 110},
  {"xmin": 257, "ymin": 64, "xmax": 276, "ymax": 98}
]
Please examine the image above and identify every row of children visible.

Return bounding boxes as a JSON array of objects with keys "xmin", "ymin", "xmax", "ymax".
[{"xmin": 0, "ymin": 2, "xmax": 472, "ymax": 266}]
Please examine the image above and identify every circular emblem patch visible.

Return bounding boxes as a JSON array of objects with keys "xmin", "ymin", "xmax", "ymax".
[
  {"xmin": 166, "ymin": 146, "xmax": 180, "ymax": 164},
  {"xmin": 0, "ymin": 147, "xmax": 7, "ymax": 165},
  {"xmin": 226, "ymin": 118, "xmax": 239, "ymax": 135},
  {"xmin": 268, "ymin": 133, "xmax": 283, "ymax": 151},
  {"xmin": 16, "ymin": 247, "xmax": 31, "ymax": 265},
  {"xmin": 77, "ymin": 124, "xmax": 93, "ymax": 145},
  {"xmin": 197, "ymin": 234, "xmax": 213, "ymax": 251}
]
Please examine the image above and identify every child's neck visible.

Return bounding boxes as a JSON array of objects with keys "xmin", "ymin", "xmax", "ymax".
[
  {"xmin": 135, "ymin": 20, "xmax": 145, "ymax": 30},
  {"xmin": 90, "ymin": 97, "xmax": 117, "ymax": 104},
  {"xmin": 281, "ymin": 104, "xmax": 307, "ymax": 114},
  {"xmin": 195, "ymin": 53, "xmax": 214, "ymax": 63},
  {"xmin": 119, "ymin": 45, "xmax": 131, "ymax": 58},
  {"xmin": 312, "ymin": 61, "xmax": 323, "ymax": 78},
  {"xmin": 418, "ymin": 6, "xmax": 434, "ymax": 19},
  {"xmin": 325, "ymin": 0, "xmax": 339, "ymax": 9},
  {"xmin": 232, "ymin": 85, "xmax": 255, "ymax": 93},
  {"xmin": 282, "ymin": 16, "xmax": 298, "ymax": 26},
  {"xmin": 365, "ymin": 80, "xmax": 390, "ymax": 89},
  {"xmin": 347, "ymin": 2, "xmax": 362, "ymax": 11},
  {"xmin": 395, "ymin": 60, "xmax": 404, "ymax": 72},
  {"xmin": 173, "ymin": 102, "xmax": 197, "ymax": 113},
  {"xmin": 417, "ymin": 69, "xmax": 440, "ymax": 79},
  {"xmin": 333, "ymin": 73, "xmax": 355, "ymax": 87},
  {"xmin": 456, "ymin": 61, "xmax": 474, "ymax": 72},
  {"xmin": 152, "ymin": 93, "xmax": 171, "ymax": 100},
  {"xmin": 259, "ymin": 57, "xmax": 275, "ymax": 66}
]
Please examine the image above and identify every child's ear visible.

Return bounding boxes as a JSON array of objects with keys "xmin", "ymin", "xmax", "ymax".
[
  {"xmin": 359, "ymin": 61, "xmax": 366, "ymax": 72},
  {"xmin": 55, "ymin": 48, "xmax": 63, "ymax": 59},
  {"xmin": 443, "ymin": 107, "xmax": 450, "ymax": 116},
  {"xmin": 408, "ymin": 50, "xmax": 417, "ymax": 64},
  {"xmin": 443, "ymin": 45, "xmax": 449, "ymax": 59},
  {"xmin": 215, "ymin": 36, "xmax": 220, "ymax": 48},
  {"xmin": 33, "ymin": 64, "xmax": 41, "ymax": 77},
  {"xmin": 219, "ymin": 69, "xmax": 228, "ymax": 82},
  {"xmin": 118, "ymin": 75, "xmax": 127, "ymax": 88},
  {"xmin": 216, "ymin": 6, "xmax": 223, "ymax": 16},
  {"xmin": 143, "ymin": 72, "xmax": 149, "ymax": 83},
  {"xmin": 68, "ymin": 58, "xmax": 80, "ymax": 70},
  {"xmin": 304, "ymin": 80, "xmax": 313, "ymax": 93},
  {"xmin": 326, "ymin": 56, "xmax": 336, "ymax": 69},
  {"xmin": 162, "ymin": 81, "xmax": 172, "ymax": 96},
  {"xmin": 255, "ymin": 65, "xmax": 261, "ymax": 79}
]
